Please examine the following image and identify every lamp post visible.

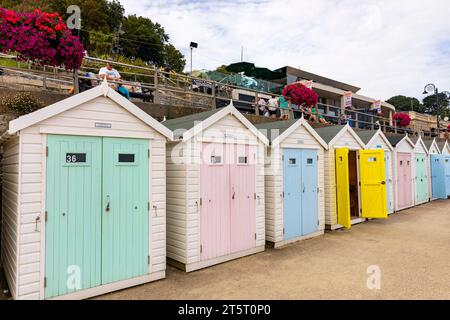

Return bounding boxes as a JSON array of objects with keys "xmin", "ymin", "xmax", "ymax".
[
  {"xmin": 423, "ymin": 83, "xmax": 441, "ymax": 138},
  {"xmin": 189, "ymin": 42, "xmax": 198, "ymax": 75}
]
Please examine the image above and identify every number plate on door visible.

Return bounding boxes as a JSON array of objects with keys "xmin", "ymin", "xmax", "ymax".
[{"xmin": 66, "ymin": 153, "xmax": 87, "ymax": 163}]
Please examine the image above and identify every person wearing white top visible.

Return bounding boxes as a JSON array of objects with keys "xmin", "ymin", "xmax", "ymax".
[
  {"xmin": 99, "ymin": 62, "xmax": 121, "ymax": 82},
  {"xmin": 267, "ymin": 96, "xmax": 279, "ymax": 118}
]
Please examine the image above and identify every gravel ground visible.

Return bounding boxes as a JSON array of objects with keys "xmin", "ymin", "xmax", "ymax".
[{"xmin": 97, "ymin": 200, "xmax": 450, "ymax": 300}]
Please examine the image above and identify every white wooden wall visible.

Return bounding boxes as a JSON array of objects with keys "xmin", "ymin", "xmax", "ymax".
[
  {"xmin": 1, "ymin": 136, "xmax": 20, "ymax": 299},
  {"xmin": 325, "ymin": 130, "xmax": 362, "ymax": 228},
  {"xmin": 264, "ymin": 124, "xmax": 325, "ymax": 245},
  {"xmin": 11, "ymin": 96, "xmax": 166, "ymax": 300}
]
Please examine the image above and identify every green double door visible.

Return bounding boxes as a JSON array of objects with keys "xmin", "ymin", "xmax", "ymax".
[{"xmin": 45, "ymin": 135, "xmax": 149, "ymax": 299}]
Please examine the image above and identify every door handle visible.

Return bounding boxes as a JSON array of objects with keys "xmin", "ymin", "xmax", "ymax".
[
  {"xmin": 105, "ymin": 195, "xmax": 111, "ymax": 213},
  {"xmin": 232, "ymin": 187, "xmax": 236, "ymax": 200},
  {"xmin": 381, "ymin": 181, "xmax": 386, "ymax": 185},
  {"xmin": 303, "ymin": 184, "xmax": 306, "ymax": 193}
]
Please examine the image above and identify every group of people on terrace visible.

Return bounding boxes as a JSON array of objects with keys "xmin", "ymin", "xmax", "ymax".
[{"xmin": 257, "ymin": 95, "xmax": 330, "ymax": 124}]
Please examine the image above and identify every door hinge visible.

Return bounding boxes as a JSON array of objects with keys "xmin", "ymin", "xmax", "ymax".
[
  {"xmin": 44, "ymin": 277, "xmax": 47, "ymax": 288},
  {"xmin": 148, "ymin": 256, "xmax": 151, "ymax": 265},
  {"xmin": 283, "ymin": 228, "xmax": 285, "ymax": 235},
  {"xmin": 148, "ymin": 202, "xmax": 150, "ymax": 212},
  {"xmin": 199, "ymin": 198, "xmax": 202, "ymax": 206},
  {"xmin": 360, "ymin": 208, "xmax": 362, "ymax": 214},
  {"xmin": 318, "ymin": 220, "xmax": 320, "ymax": 226},
  {"xmin": 282, "ymin": 192, "xmax": 285, "ymax": 198},
  {"xmin": 254, "ymin": 193, "xmax": 257, "ymax": 200},
  {"xmin": 255, "ymin": 233, "xmax": 257, "ymax": 240},
  {"xmin": 44, "ymin": 211, "xmax": 48, "ymax": 222},
  {"xmin": 282, "ymin": 155, "xmax": 284, "ymax": 161},
  {"xmin": 148, "ymin": 149, "xmax": 150, "ymax": 158},
  {"xmin": 359, "ymin": 181, "xmax": 361, "ymax": 186},
  {"xmin": 317, "ymin": 155, "xmax": 319, "ymax": 161},
  {"xmin": 200, "ymin": 245, "xmax": 203, "ymax": 253},
  {"xmin": 46, "ymin": 146, "xmax": 48, "ymax": 157}
]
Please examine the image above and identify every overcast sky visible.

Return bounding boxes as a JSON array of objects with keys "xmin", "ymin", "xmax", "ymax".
[{"xmin": 119, "ymin": 0, "xmax": 450, "ymax": 100}]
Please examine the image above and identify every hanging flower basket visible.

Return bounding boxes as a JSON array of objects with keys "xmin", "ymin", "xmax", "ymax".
[
  {"xmin": 392, "ymin": 112, "xmax": 411, "ymax": 127},
  {"xmin": 0, "ymin": 8, "xmax": 85, "ymax": 70},
  {"xmin": 282, "ymin": 83, "xmax": 319, "ymax": 107}
]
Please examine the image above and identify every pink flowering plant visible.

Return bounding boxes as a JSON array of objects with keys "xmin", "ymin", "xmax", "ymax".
[
  {"xmin": 393, "ymin": 112, "xmax": 412, "ymax": 127},
  {"xmin": 0, "ymin": 8, "xmax": 84, "ymax": 70},
  {"xmin": 282, "ymin": 83, "xmax": 319, "ymax": 107}
]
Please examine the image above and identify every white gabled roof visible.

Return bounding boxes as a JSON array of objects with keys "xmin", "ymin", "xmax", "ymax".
[
  {"xmin": 414, "ymin": 135, "xmax": 429, "ymax": 155},
  {"xmin": 366, "ymin": 129, "xmax": 394, "ymax": 152},
  {"xmin": 271, "ymin": 116, "xmax": 328, "ymax": 149},
  {"xmin": 8, "ymin": 80, "xmax": 173, "ymax": 140},
  {"xmin": 166, "ymin": 101, "xmax": 269, "ymax": 146},
  {"xmin": 329, "ymin": 124, "xmax": 366, "ymax": 149}
]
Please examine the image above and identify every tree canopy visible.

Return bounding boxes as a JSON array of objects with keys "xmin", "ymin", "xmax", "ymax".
[
  {"xmin": 387, "ymin": 94, "xmax": 450, "ymax": 118},
  {"xmin": 386, "ymin": 95, "xmax": 425, "ymax": 113},
  {"xmin": 0, "ymin": 0, "xmax": 186, "ymax": 72}
]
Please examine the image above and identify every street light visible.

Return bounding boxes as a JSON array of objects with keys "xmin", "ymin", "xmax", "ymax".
[
  {"xmin": 189, "ymin": 42, "xmax": 198, "ymax": 75},
  {"xmin": 423, "ymin": 83, "xmax": 441, "ymax": 138}
]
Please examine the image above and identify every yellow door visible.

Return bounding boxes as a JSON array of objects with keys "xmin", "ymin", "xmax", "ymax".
[
  {"xmin": 335, "ymin": 148, "xmax": 351, "ymax": 229},
  {"xmin": 359, "ymin": 150, "xmax": 388, "ymax": 219}
]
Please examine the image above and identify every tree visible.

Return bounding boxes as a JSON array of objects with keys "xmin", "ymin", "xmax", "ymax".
[
  {"xmin": 215, "ymin": 65, "xmax": 231, "ymax": 74},
  {"xmin": 164, "ymin": 44, "xmax": 186, "ymax": 73},
  {"xmin": 120, "ymin": 15, "xmax": 169, "ymax": 66},
  {"xmin": 386, "ymin": 95, "xmax": 425, "ymax": 113}
]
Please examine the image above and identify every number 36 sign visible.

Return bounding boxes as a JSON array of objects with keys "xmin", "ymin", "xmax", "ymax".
[{"xmin": 66, "ymin": 153, "xmax": 86, "ymax": 163}]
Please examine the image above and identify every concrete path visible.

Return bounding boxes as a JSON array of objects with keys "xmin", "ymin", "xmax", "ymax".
[{"xmin": 98, "ymin": 200, "xmax": 450, "ymax": 300}]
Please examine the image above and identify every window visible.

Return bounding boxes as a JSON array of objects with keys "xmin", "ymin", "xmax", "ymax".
[
  {"xmin": 306, "ymin": 158, "xmax": 314, "ymax": 165},
  {"xmin": 238, "ymin": 156, "xmax": 248, "ymax": 165},
  {"xmin": 400, "ymin": 161, "xmax": 403, "ymax": 165},
  {"xmin": 407, "ymin": 161, "xmax": 410, "ymax": 165},
  {"xmin": 368, "ymin": 157, "xmax": 377, "ymax": 163},
  {"xmin": 66, "ymin": 153, "xmax": 86, "ymax": 163},
  {"xmin": 118, "ymin": 154, "xmax": 135, "ymax": 163},
  {"xmin": 289, "ymin": 158, "xmax": 297, "ymax": 165},
  {"xmin": 211, "ymin": 156, "xmax": 222, "ymax": 164}
]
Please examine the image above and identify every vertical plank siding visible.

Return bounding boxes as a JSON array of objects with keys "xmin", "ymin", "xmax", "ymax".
[{"xmin": 7, "ymin": 96, "xmax": 167, "ymax": 299}]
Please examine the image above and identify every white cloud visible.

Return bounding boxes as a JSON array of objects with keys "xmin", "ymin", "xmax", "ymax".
[{"xmin": 119, "ymin": 0, "xmax": 450, "ymax": 100}]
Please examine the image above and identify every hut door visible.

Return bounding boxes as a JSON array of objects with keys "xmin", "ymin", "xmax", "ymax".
[
  {"xmin": 446, "ymin": 156, "xmax": 450, "ymax": 197},
  {"xmin": 415, "ymin": 154, "xmax": 429, "ymax": 203},
  {"xmin": 101, "ymin": 138, "xmax": 149, "ymax": 285},
  {"xmin": 301, "ymin": 149, "xmax": 319, "ymax": 236},
  {"xmin": 45, "ymin": 136, "xmax": 150, "ymax": 298},
  {"xmin": 200, "ymin": 143, "xmax": 231, "ymax": 261},
  {"xmin": 397, "ymin": 153, "xmax": 413, "ymax": 208},
  {"xmin": 335, "ymin": 148, "xmax": 351, "ymax": 229},
  {"xmin": 431, "ymin": 155, "xmax": 446, "ymax": 199},
  {"xmin": 283, "ymin": 149, "xmax": 303, "ymax": 239},
  {"xmin": 358, "ymin": 150, "xmax": 388, "ymax": 219},
  {"xmin": 230, "ymin": 144, "xmax": 256, "ymax": 253},
  {"xmin": 45, "ymin": 135, "xmax": 103, "ymax": 299}
]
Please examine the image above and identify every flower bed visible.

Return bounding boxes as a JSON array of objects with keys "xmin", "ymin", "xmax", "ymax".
[
  {"xmin": 393, "ymin": 112, "xmax": 412, "ymax": 127},
  {"xmin": 282, "ymin": 83, "xmax": 319, "ymax": 107},
  {"xmin": 0, "ymin": 8, "xmax": 84, "ymax": 70}
]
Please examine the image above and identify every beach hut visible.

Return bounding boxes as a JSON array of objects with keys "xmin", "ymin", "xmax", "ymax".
[
  {"xmin": 255, "ymin": 118, "xmax": 328, "ymax": 248},
  {"xmin": 410, "ymin": 136, "xmax": 430, "ymax": 205},
  {"xmin": 386, "ymin": 135, "xmax": 416, "ymax": 212},
  {"xmin": 314, "ymin": 125, "xmax": 388, "ymax": 230},
  {"xmin": 0, "ymin": 80, "xmax": 173, "ymax": 300},
  {"xmin": 437, "ymin": 140, "xmax": 450, "ymax": 155},
  {"xmin": 163, "ymin": 102, "xmax": 268, "ymax": 272},
  {"xmin": 355, "ymin": 129, "xmax": 395, "ymax": 214},
  {"xmin": 424, "ymin": 138, "xmax": 443, "ymax": 200}
]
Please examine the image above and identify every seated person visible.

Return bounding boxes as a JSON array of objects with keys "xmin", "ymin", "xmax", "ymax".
[{"xmin": 99, "ymin": 60, "xmax": 130, "ymax": 100}]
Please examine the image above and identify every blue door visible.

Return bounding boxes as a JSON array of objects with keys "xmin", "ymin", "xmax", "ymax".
[
  {"xmin": 431, "ymin": 155, "xmax": 447, "ymax": 199},
  {"xmin": 446, "ymin": 156, "xmax": 450, "ymax": 197},
  {"xmin": 283, "ymin": 149, "xmax": 302, "ymax": 240},
  {"xmin": 301, "ymin": 149, "xmax": 318, "ymax": 236},
  {"xmin": 283, "ymin": 149, "xmax": 318, "ymax": 240}
]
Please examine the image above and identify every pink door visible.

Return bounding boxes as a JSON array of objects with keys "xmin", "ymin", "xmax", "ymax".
[
  {"xmin": 230, "ymin": 144, "xmax": 257, "ymax": 253},
  {"xmin": 397, "ymin": 153, "xmax": 413, "ymax": 209},
  {"xmin": 200, "ymin": 143, "xmax": 230, "ymax": 260}
]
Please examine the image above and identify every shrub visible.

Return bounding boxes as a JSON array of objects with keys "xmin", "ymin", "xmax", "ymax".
[
  {"xmin": 393, "ymin": 112, "xmax": 412, "ymax": 127},
  {"xmin": 1, "ymin": 92, "xmax": 43, "ymax": 115},
  {"xmin": 282, "ymin": 83, "xmax": 319, "ymax": 107},
  {"xmin": 0, "ymin": 8, "xmax": 85, "ymax": 70}
]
